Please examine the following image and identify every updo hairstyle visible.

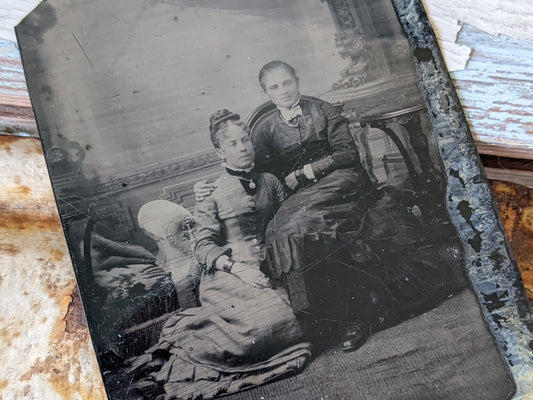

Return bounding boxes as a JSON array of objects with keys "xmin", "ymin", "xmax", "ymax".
[{"xmin": 209, "ymin": 109, "xmax": 250, "ymax": 149}]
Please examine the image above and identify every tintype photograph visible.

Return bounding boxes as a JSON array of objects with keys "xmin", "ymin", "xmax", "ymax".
[{"xmin": 15, "ymin": 0, "xmax": 525, "ymax": 399}]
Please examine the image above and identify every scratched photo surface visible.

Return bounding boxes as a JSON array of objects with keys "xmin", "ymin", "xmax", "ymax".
[{"xmin": 16, "ymin": 0, "xmax": 517, "ymax": 399}]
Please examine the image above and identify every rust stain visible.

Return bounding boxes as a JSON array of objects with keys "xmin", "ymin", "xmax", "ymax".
[
  {"xmin": 0, "ymin": 326, "xmax": 19, "ymax": 348},
  {"xmin": 0, "ymin": 380, "xmax": 8, "ymax": 391},
  {"xmin": 0, "ymin": 135, "xmax": 42, "ymax": 151},
  {"xmin": 64, "ymin": 287, "xmax": 88, "ymax": 334},
  {"xmin": 39, "ymin": 268, "xmax": 68, "ymax": 297},
  {"xmin": 49, "ymin": 248, "xmax": 65, "ymax": 262},
  {"xmin": 0, "ymin": 136, "xmax": 43, "ymax": 157},
  {"xmin": 490, "ymin": 179, "xmax": 533, "ymax": 300},
  {"xmin": 24, "ymin": 284, "xmax": 104, "ymax": 399},
  {"xmin": 519, "ymin": 206, "xmax": 533, "ymax": 235},
  {"xmin": 521, "ymin": 270, "xmax": 533, "ymax": 299},
  {"xmin": 0, "ymin": 210, "xmax": 61, "ymax": 231},
  {"xmin": 0, "ymin": 134, "xmax": 20, "ymax": 150},
  {"xmin": 23, "ymin": 138, "xmax": 44, "ymax": 155},
  {"xmin": 492, "ymin": 182, "xmax": 516, "ymax": 196},
  {"xmin": 502, "ymin": 208, "xmax": 517, "ymax": 243},
  {"xmin": 20, "ymin": 369, "xmax": 33, "ymax": 381},
  {"xmin": 7, "ymin": 185, "xmax": 32, "ymax": 196},
  {"xmin": 16, "ymin": 263, "xmax": 105, "ymax": 397},
  {"xmin": 0, "ymin": 243, "xmax": 20, "ymax": 255}
]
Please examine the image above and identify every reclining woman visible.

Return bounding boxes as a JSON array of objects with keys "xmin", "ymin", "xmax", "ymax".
[{"xmin": 129, "ymin": 110, "xmax": 311, "ymax": 400}]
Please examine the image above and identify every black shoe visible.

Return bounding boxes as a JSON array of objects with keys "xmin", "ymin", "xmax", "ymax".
[{"xmin": 342, "ymin": 322, "xmax": 369, "ymax": 352}]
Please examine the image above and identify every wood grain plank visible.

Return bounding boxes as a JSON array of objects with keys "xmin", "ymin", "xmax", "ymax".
[
  {"xmin": 451, "ymin": 24, "xmax": 533, "ymax": 159},
  {"xmin": 0, "ymin": 38, "xmax": 36, "ymax": 135},
  {"xmin": 423, "ymin": 0, "xmax": 533, "ymax": 43}
]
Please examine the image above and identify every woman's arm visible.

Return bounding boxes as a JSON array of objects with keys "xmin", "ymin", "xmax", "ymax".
[
  {"xmin": 273, "ymin": 175, "xmax": 287, "ymax": 211},
  {"xmin": 193, "ymin": 195, "xmax": 230, "ymax": 271},
  {"xmin": 251, "ymin": 120, "xmax": 277, "ymax": 175},
  {"xmin": 307, "ymin": 101, "xmax": 360, "ymax": 179}
]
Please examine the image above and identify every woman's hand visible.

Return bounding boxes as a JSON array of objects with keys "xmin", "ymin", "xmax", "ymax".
[
  {"xmin": 231, "ymin": 262, "xmax": 273, "ymax": 289},
  {"xmin": 214, "ymin": 255, "xmax": 231, "ymax": 271},
  {"xmin": 194, "ymin": 180, "xmax": 217, "ymax": 202},
  {"xmin": 284, "ymin": 171, "xmax": 299, "ymax": 191}
]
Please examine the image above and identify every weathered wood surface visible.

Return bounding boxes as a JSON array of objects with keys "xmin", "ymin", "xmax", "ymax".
[
  {"xmin": 0, "ymin": 1, "xmax": 532, "ymax": 399},
  {"xmin": 421, "ymin": 0, "xmax": 533, "ymax": 158}
]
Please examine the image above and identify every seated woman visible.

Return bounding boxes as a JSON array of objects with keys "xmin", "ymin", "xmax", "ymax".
[
  {"xmin": 250, "ymin": 61, "xmax": 377, "ymax": 347},
  {"xmin": 129, "ymin": 110, "xmax": 311, "ymax": 400},
  {"xmin": 251, "ymin": 61, "xmax": 466, "ymax": 347}
]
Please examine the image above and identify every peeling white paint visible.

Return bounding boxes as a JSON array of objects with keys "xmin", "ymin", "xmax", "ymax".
[
  {"xmin": 0, "ymin": 0, "xmax": 42, "ymax": 42},
  {"xmin": 451, "ymin": 23, "xmax": 533, "ymax": 158},
  {"xmin": 423, "ymin": 0, "xmax": 533, "ymax": 43}
]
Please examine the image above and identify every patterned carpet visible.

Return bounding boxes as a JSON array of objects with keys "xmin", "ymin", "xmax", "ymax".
[{"xmin": 227, "ymin": 288, "xmax": 514, "ymax": 400}]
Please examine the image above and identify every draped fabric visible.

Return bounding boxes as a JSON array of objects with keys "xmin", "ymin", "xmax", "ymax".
[{"xmin": 141, "ymin": 272, "xmax": 311, "ymax": 400}]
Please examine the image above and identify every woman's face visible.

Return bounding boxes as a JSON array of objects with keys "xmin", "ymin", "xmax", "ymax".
[
  {"xmin": 216, "ymin": 123, "xmax": 255, "ymax": 170},
  {"xmin": 262, "ymin": 67, "xmax": 300, "ymax": 109}
]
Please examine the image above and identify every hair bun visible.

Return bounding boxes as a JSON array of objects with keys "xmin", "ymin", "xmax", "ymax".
[{"xmin": 209, "ymin": 109, "xmax": 240, "ymax": 134}]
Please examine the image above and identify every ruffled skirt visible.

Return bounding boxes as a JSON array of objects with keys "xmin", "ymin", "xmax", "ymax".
[{"xmin": 129, "ymin": 268, "xmax": 311, "ymax": 400}]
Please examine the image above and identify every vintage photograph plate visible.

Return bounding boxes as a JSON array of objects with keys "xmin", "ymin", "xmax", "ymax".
[{"xmin": 15, "ymin": 0, "xmax": 533, "ymax": 398}]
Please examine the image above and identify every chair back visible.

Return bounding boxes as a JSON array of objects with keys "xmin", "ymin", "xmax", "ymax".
[{"xmin": 245, "ymin": 95, "xmax": 344, "ymax": 133}]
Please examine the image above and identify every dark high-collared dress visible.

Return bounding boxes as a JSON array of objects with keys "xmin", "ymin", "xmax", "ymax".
[
  {"xmin": 252, "ymin": 97, "xmax": 375, "ymax": 316},
  {"xmin": 252, "ymin": 97, "xmax": 467, "ymax": 327}
]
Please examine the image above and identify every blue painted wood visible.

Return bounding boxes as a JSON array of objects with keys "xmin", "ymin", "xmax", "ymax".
[
  {"xmin": 0, "ymin": 37, "xmax": 36, "ymax": 135},
  {"xmin": 452, "ymin": 24, "xmax": 533, "ymax": 158}
]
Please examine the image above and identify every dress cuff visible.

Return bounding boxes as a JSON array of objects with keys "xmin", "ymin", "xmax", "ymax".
[
  {"xmin": 303, "ymin": 164, "xmax": 316, "ymax": 180},
  {"xmin": 205, "ymin": 247, "xmax": 230, "ymax": 270}
]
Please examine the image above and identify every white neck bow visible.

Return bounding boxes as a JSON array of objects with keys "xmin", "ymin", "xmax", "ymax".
[{"xmin": 278, "ymin": 104, "xmax": 302, "ymax": 122}]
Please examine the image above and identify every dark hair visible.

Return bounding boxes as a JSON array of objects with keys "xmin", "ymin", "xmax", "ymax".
[
  {"xmin": 209, "ymin": 109, "xmax": 250, "ymax": 149},
  {"xmin": 258, "ymin": 60, "xmax": 297, "ymax": 91}
]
